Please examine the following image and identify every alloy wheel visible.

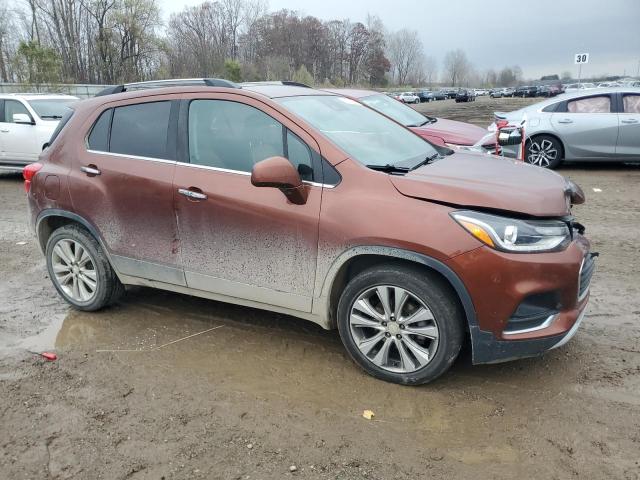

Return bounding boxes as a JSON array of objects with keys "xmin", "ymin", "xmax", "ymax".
[
  {"xmin": 51, "ymin": 238, "xmax": 98, "ymax": 302},
  {"xmin": 349, "ymin": 285, "xmax": 439, "ymax": 373},
  {"xmin": 527, "ymin": 139, "xmax": 558, "ymax": 168}
]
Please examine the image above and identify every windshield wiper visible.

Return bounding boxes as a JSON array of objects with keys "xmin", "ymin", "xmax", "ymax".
[
  {"xmin": 366, "ymin": 164, "xmax": 410, "ymax": 174},
  {"xmin": 409, "ymin": 153, "xmax": 443, "ymax": 171},
  {"xmin": 40, "ymin": 115, "xmax": 63, "ymax": 119},
  {"xmin": 407, "ymin": 117, "xmax": 436, "ymax": 128}
]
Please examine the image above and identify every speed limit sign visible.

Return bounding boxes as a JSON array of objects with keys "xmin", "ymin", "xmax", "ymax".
[{"xmin": 574, "ymin": 53, "xmax": 589, "ymax": 64}]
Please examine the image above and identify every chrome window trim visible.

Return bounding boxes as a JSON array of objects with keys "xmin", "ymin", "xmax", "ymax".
[
  {"xmin": 86, "ymin": 149, "xmax": 177, "ymax": 165},
  {"xmin": 502, "ymin": 313, "xmax": 558, "ymax": 336},
  {"xmin": 86, "ymin": 149, "xmax": 337, "ymax": 188},
  {"xmin": 176, "ymin": 162, "xmax": 336, "ymax": 188}
]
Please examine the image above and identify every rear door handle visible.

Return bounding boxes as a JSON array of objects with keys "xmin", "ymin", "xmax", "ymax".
[
  {"xmin": 178, "ymin": 188, "xmax": 207, "ymax": 200},
  {"xmin": 621, "ymin": 119, "xmax": 639, "ymax": 124},
  {"xmin": 557, "ymin": 119, "xmax": 573, "ymax": 124},
  {"xmin": 80, "ymin": 165, "xmax": 101, "ymax": 176}
]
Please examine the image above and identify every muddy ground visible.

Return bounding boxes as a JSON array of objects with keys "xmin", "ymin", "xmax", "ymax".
[{"xmin": 1, "ymin": 96, "xmax": 639, "ymax": 479}]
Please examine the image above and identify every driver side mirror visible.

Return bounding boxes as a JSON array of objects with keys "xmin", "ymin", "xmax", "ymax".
[
  {"xmin": 251, "ymin": 156, "xmax": 308, "ymax": 205},
  {"xmin": 13, "ymin": 113, "xmax": 34, "ymax": 125}
]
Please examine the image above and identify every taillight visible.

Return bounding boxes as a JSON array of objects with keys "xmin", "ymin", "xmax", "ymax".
[{"xmin": 23, "ymin": 162, "xmax": 43, "ymax": 193}]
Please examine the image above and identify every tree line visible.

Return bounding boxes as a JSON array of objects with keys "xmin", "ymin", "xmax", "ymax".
[{"xmin": 0, "ymin": 0, "xmax": 523, "ymax": 88}]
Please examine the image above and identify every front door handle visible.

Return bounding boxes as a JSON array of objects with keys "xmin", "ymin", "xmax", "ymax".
[
  {"xmin": 178, "ymin": 188, "xmax": 207, "ymax": 201},
  {"xmin": 0, "ymin": 128, "xmax": 9, "ymax": 133},
  {"xmin": 80, "ymin": 165, "xmax": 101, "ymax": 176},
  {"xmin": 557, "ymin": 119, "xmax": 573, "ymax": 124},
  {"xmin": 621, "ymin": 118, "xmax": 639, "ymax": 124}
]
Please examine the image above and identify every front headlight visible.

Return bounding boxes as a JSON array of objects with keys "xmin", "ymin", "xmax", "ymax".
[{"xmin": 451, "ymin": 210, "xmax": 570, "ymax": 253}]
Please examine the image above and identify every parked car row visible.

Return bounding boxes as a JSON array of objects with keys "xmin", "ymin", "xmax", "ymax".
[
  {"xmin": 455, "ymin": 89, "xmax": 476, "ymax": 103},
  {"xmin": 23, "ymin": 77, "xmax": 594, "ymax": 385},
  {"xmin": 489, "ymin": 85, "xmax": 564, "ymax": 98}
]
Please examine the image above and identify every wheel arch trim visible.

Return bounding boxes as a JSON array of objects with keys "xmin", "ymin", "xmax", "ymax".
[
  {"xmin": 36, "ymin": 209, "xmax": 110, "ymax": 258},
  {"xmin": 316, "ymin": 246, "xmax": 479, "ymax": 334}
]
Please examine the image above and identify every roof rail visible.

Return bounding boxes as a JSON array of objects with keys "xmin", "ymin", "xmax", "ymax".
[
  {"xmin": 95, "ymin": 78, "xmax": 239, "ymax": 97},
  {"xmin": 240, "ymin": 81, "xmax": 312, "ymax": 88}
]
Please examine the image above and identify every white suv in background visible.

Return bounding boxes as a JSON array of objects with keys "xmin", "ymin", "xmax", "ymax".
[{"xmin": 0, "ymin": 93, "xmax": 78, "ymax": 171}]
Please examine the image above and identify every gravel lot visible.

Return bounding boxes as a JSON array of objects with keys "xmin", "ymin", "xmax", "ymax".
[{"xmin": 1, "ymin": 96, "xmax": 639, "ymax": 479}]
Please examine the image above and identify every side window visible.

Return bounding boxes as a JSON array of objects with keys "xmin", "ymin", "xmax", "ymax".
[
  {"xmin": 87, "ymin": 109, "xmax": 112, "ymax": 151},
  {"xmin": 189, "ymin": 100, "xmax": 284, "ymax": 173},
  {"xmin": 567, "ymin": 96, "xmax": 611, "ymax": 113},
  {"xmin": 4, "ymin": 100, "xmax": 31, "ymax": 123},
  {"xmin": 542, "ymin": 102, "xmax": 560, "ymax": 113},
  {"xmin": 286, "ymin": 131, "xmax": 314, "ymax": 181},
  {"xmin": 110, "ymin": 101, "xmax": 171, "ymax": 159},
  {"xmin": 622, "ymin": 94, "xmax": 640, "ymax": 113}
]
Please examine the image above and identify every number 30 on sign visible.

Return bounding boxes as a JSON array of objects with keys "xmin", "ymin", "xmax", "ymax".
[{"xmin": 574, "ymin": 53, "xmax": 589, "ymax": 64}]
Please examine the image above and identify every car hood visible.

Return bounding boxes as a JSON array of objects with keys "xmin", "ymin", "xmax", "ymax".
[
  {"xmin": 389, "ymin": 152, "xmax": 572, "ymax": 217},
  {"xmin": 411, "ymin": 118, "xmax": 491, "ymax": 146}
]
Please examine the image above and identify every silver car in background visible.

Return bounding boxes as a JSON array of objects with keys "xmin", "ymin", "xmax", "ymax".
[{"xmin": 492, "ymin": 87, "xmax": 640, "ymax": 168}]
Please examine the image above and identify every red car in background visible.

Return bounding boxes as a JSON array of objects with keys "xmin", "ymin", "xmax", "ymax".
[{"xmin": 325, "ymin": 89, "xmax": 497, "ymax": 153}]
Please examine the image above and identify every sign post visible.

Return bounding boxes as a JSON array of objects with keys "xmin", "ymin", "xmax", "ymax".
[{"xmin": 574, "ymin": 53, "xmax": 589, "ymax": 86}]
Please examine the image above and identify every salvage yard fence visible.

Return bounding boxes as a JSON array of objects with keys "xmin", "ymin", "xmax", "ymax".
[{"xmin": 0, "ymin": 83, "xmax": 109, "ymax": 98}]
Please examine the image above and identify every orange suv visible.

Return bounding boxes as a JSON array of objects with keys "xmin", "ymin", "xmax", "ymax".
[{"xmin": 25, "ymin": 79, "xmax": 595, "ymax": 384}]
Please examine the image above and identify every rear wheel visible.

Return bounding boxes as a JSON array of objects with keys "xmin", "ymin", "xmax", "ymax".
[
  {"xmin": 525, "ymin": 134, "xmax": 563, "ymax": 169},
  {"xmin": 337, "ymin": 264, "xmax": 464, "ymax": 385},
  {"xmin": 46, "ymin": 225, "xmax": 124, "ymax": 311}
]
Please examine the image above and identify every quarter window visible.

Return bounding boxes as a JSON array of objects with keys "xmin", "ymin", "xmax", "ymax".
[
  {"xmin": 109, "ymin": 101, "xmax": 172, "ymax": 159},
  {"xmin": 87, "ymin": 109, "xmax": 112, "ymax": 151},
  {"xmin": 567, "ymin": 96, "xmax": 611, "ymax": 113},
  {"xmin": 286, "ymin": 131, "xmax": 313, "ymax": 181},
  {"xmin": 622, "ymin": 94, "xmax": 640, "ymax": 114}
]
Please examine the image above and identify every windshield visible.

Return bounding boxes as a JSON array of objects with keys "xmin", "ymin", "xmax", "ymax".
[
  {"xmin": 27, "ymin": 99, "xmax": 76, "ymax": 119},
  {"xmin": 360, "ymin": 93, "xmax": 430, "ymax": 127},
  {"xmin": 278, "ymin": 95, "xmax": 438, "ymax": 167}
]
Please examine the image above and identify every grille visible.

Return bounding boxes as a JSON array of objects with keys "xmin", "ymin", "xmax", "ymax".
[{"xmin": 578, "ymin": 254, "xmax": 596, "ymax": 300}]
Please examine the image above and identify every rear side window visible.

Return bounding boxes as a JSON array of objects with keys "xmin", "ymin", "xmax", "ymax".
[
  {"xmin": 542, "ymin": 102, "xmax": 560, "ymax": 113},
  {"xmin": 622, "ymin": 94, "xmax": 640, "ymax": 113},
  {"xmin": 87, "ymin": 109, "xmax": 112, "ymax": 151},
  {"xmin": 110, "ymin": 101, "xmax": 171, "ymax": 159},
  {"xmin": 567, "ymin": 96, "xmax": 611, "ymax": 113}
]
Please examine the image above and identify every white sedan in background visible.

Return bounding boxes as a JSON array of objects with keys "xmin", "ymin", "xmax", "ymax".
[
  {"xmin": 0, "ymin": 93, "xmax": 78, "ymax": 171},
  {"xmin": 397, "ymin": 92, "xmax": 420, "ymax": 104},
  {"xmin": 492, "ymin": 87, "xmax": 640, "ymax": 168}
]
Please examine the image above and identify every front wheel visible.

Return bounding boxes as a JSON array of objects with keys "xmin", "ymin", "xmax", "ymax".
[
  {"xmin": 525, "ymin": 134, "xmax": 563, "ymax": 169},
  {"xmin": 337, "ymin": 264, "xmax": 464, "ymax": 385}
]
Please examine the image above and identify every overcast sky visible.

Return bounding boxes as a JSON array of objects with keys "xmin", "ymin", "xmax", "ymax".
[{"xmin": 159, "ymin": 0, "xmax": 640, "ymax": 80}]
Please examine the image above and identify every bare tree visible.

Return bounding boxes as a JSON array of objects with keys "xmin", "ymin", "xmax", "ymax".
[
  {"xmin": 387, "ymin": 29, "xmax": 422, "ymax": 85},
  {"xmin": 443, "ymin": 49, "xmax": 471, "ymax": 87}
]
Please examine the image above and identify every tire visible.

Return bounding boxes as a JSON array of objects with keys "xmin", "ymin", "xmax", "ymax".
[
  {"xmin": 46, "ymin": 224, "xmax": 124, "ymax": 311},
  {"xmin": 337, "ymin": 264, "xmax": 464, "ymax": 385},
  {"xmin": 525, "ymin": 134, "xmax": 564, "ymax": 169}
]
